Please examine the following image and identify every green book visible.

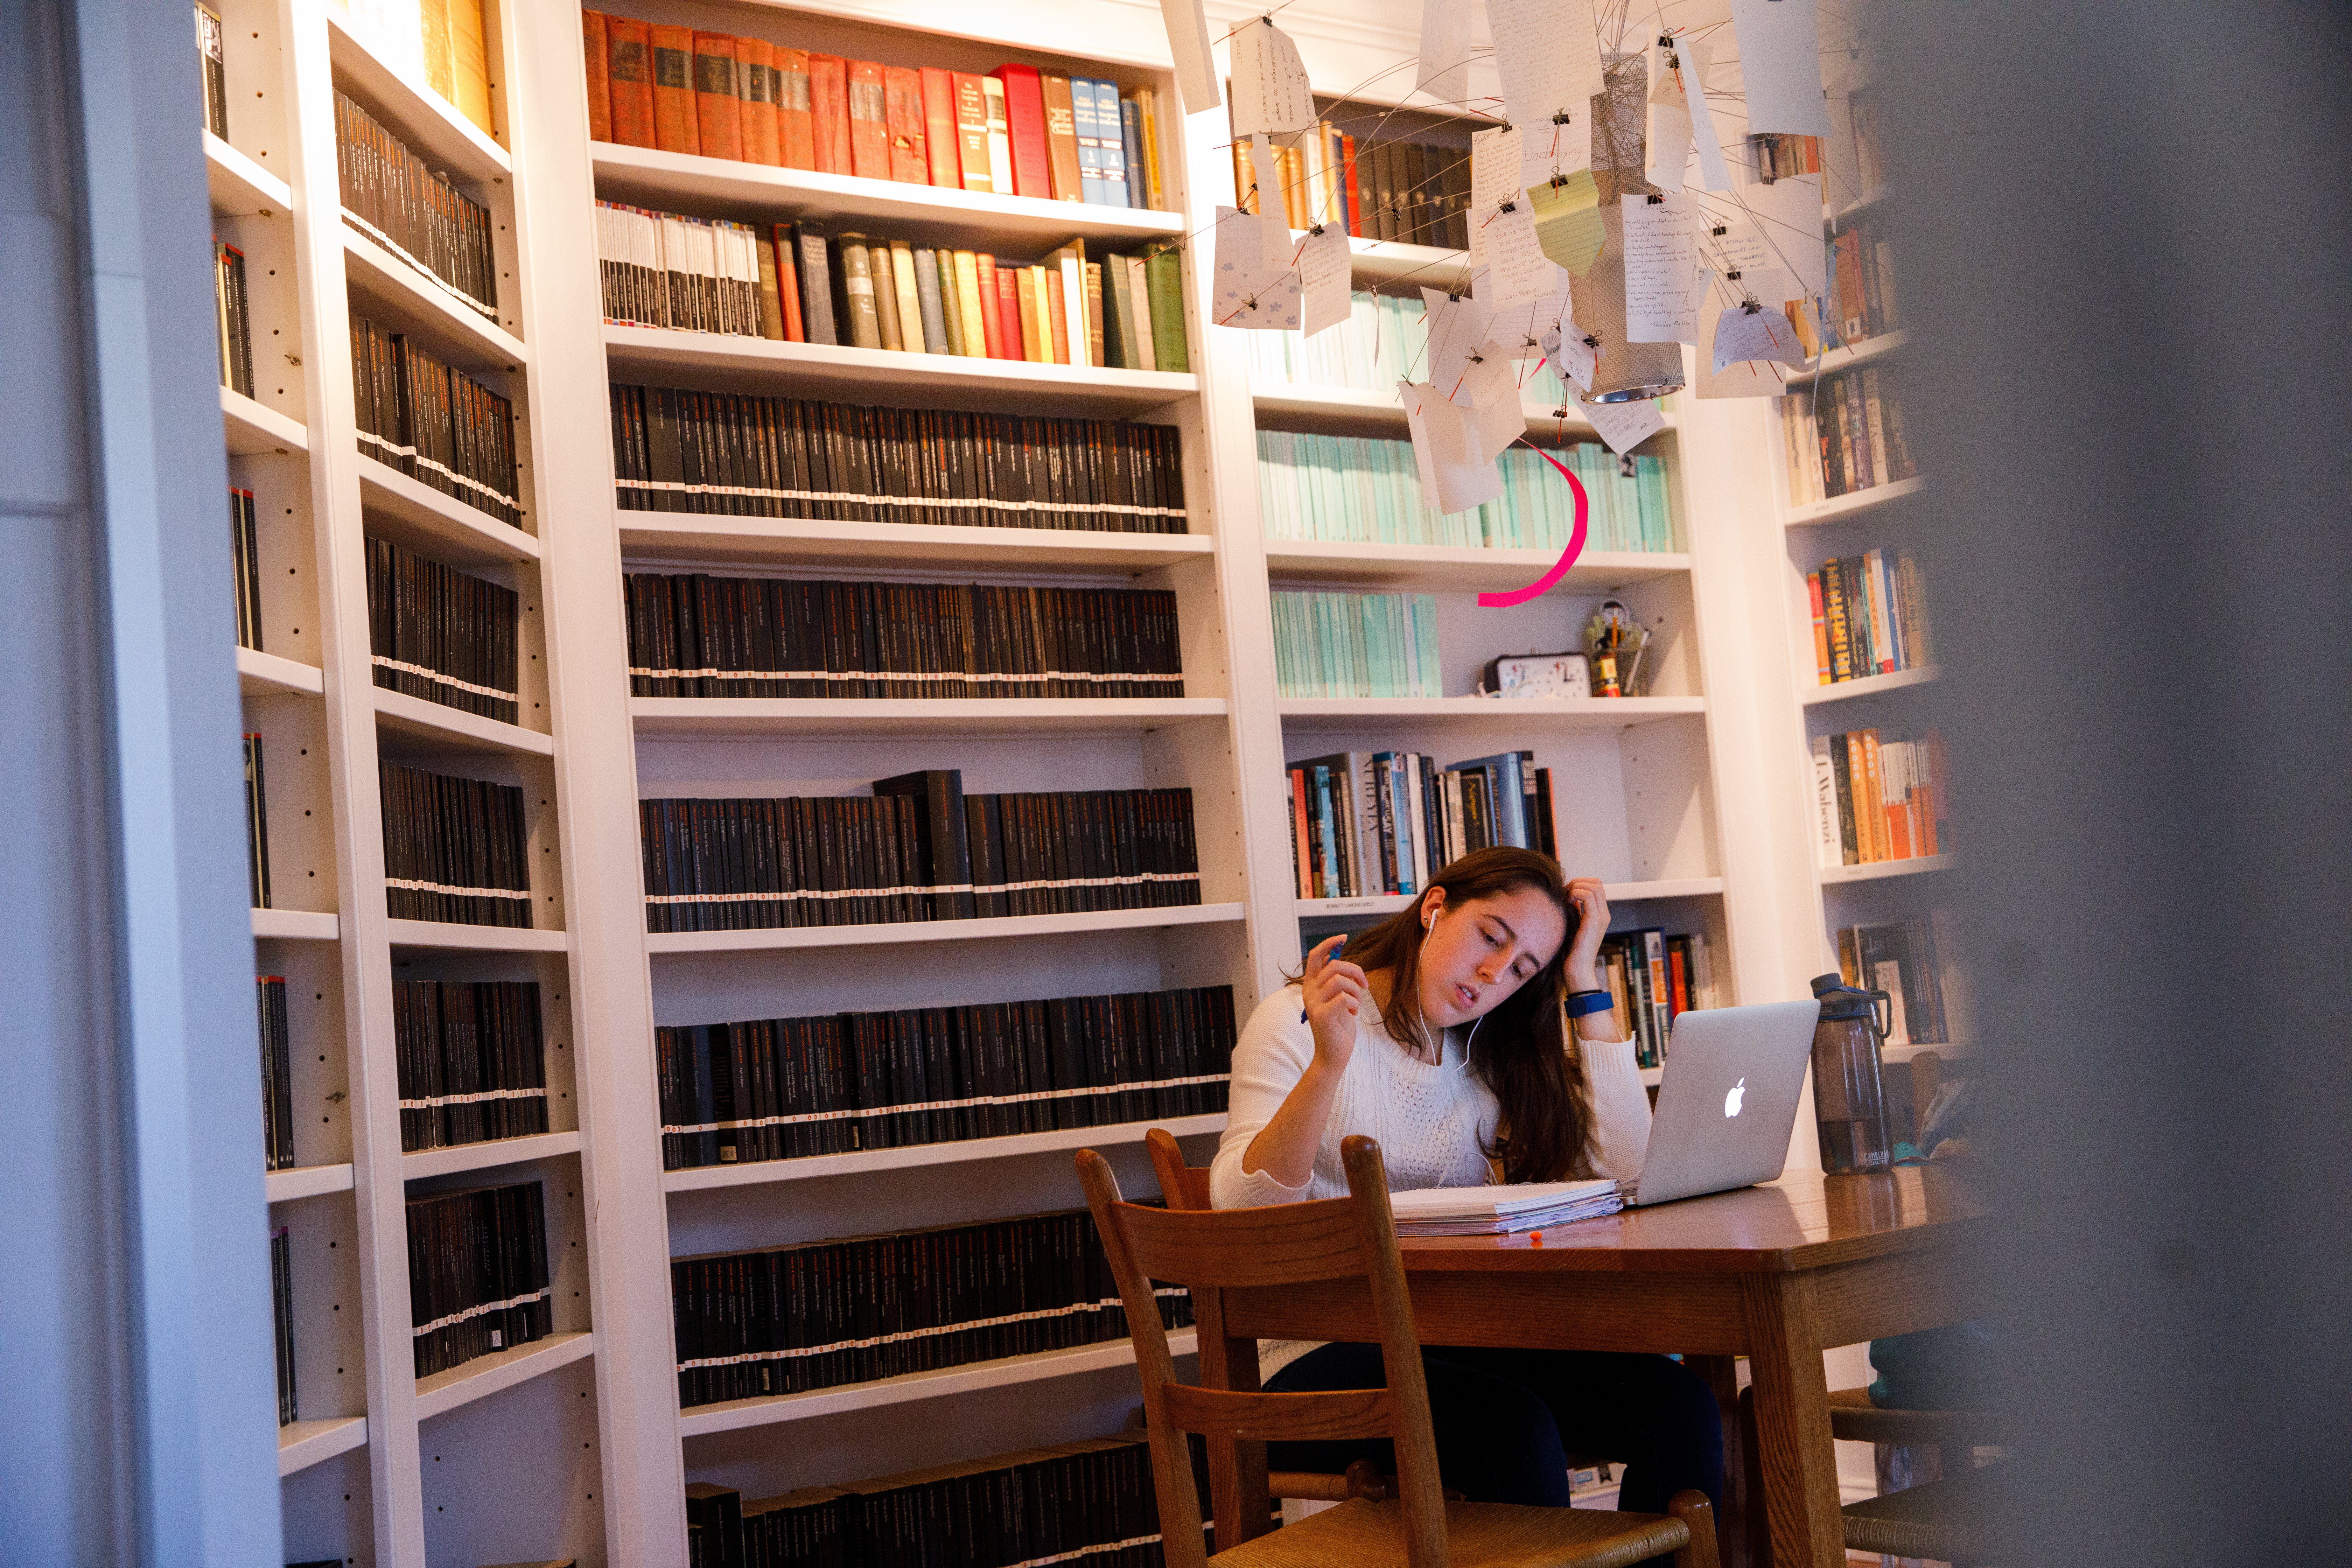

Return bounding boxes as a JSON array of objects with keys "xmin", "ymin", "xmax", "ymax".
[
  {"xmin": 1144, "ymin": 247, "xmax": 1187, "ymax": 372},
  {"xmin": 934, "ymin": 249, "xmax": 966, "ymax": 356},
  {"xmin": 835, "ymin": 233, "xmax": 882, "ymax": 350}
]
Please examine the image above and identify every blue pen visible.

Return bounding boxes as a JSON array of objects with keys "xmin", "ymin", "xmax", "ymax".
[{"xmin": 1303, "ymin": 933, "xmax": 1345, "ymax": 1021}]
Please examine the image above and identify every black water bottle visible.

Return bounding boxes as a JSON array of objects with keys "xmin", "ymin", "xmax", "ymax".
[{"xmin": 1809, "ymin": 973, "xmax": 1893, "ymax": 1174}]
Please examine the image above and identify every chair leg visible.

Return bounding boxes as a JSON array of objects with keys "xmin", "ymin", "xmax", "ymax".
[
  {"xmin": 1667, "ymin": 1490, "xmax": 1720, "ymax": 1568},
  {"xmin": 1735, "ymin": 1388, "xmax": 1769, "ymax": 1568}
]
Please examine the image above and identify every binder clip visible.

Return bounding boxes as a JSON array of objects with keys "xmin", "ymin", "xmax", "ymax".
[{"xmin": 1646, "ymin": 193, "xmax": 1665, "ymax": 204}]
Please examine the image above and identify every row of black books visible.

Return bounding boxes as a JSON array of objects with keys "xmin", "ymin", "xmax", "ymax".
[
  {"xmin": 379, "ymin": 760, "xmax": 532, "ymax": 927},
  {"xmin": 672, "ymin": 1206, "xmax": 1192, "ymax": 1406},
  {"xmin": 270, "ymin": 1226, "xmax": 297, "ymax": 1426},
  {"xmin": 351, "ymin": 316, "xmax": 523, "ymax": 527},
  {"xmin": 1778, "ymin": 363, "xmax": 1918, "ymax": 506},
  {"xmin": 405, "ymin": 1180, "xmax": 552, "ymax": 1378},
  {"xmin": 1597, "ymin": 928, "xmax": 1722, "ymax": 1070},
  {"xmin": 608, "ymin": 383, "xmax": 1188, "ymax": 534},
  {"xmin": 656, "ymin": 983, "xmax": 1236, "ymax": 1170},
  {"xmin": 215, "ymin": 237, "xmax": 254, "ymax": 398},
  {"xmin": 230, "ymin": 488, "xmax": 263, "ymax": 650},
  {"xmin": 623, "ymin": 573, "xmax": 1185, "ymax": 700},
  {"xmin": 334, "ymin": 90, "xmax": 498, "ymax": 319},
  {"xmin": 639, "ymin": 774, "xmax": 1201, "ymax": 933},
  {"xmin": 366, "ymin": 535, "xmax": 520, "ymax": 723},
  {"xmin": 245, "ymin": 733, "xmax": 273, "ymax": 908},
  {"xmin": 394, "ymin": 980, "xmax": 549, "ymax": 1153},
  {"xmin": 258, "ymin": 976, "xmax": 296, "ymax": 1170},
  {"xmin": 1835, "ymin": 911, "xmax": 1972, "ymax": 1046},
  {"xmin": 683, "ymin": 1434, "xmax": 1198, "ymax": 1568},
  {"xmin": 1286, "ymin": 749, "xmax": 1561, "ymax": 902}
]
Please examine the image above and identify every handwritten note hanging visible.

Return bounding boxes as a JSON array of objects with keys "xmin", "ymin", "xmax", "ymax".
[
  {"xmin": 1231, "ymin": 18, "xmax": 1315, "ymax": 136},
  {"xmin": 1420, "ymin": 285, "xmax": 1497, "ymax": 403},
  {"xmin": 1488, "ymin": 0, "xmax": 1605, "ymax": 143},
  {"xmin": 1210, "ymin": 204, "xmax": 1301, "ymax": 329},
  {"xmin": 1462, "ymin": 340, "xmax": 1526, "ymax": 461},
  {"xmin": 1156, "ymin": 0, "xmax": 1220, "ymax": 113},
  {"xmin": 1529, "ymin": 169, "xmax": 1604, "ymax": 274},
  {"xmin": 1729, "ymin": 0, "xmax": 1833, "ymax": 136},
  {"xmin": 1681, "ymin": 36, "xmax": 1734, "ymax": 192},
  {"xmin": 1584, "ymin": 396, "xmax": 1665, "ymax": 455},
  {"xmin": 1468, "ymin": 124, "xmax": 1526, "ymax": 269},
  {"xmin": 1621, "ymin": 192, "xmax": 1699, "ymax": 342},
  {"xmin": 1481, "ymin": 201, "xmax": 1556, "ymax": 309},
  {"xmin": 1712, "ymin": 295, "xmax": 1809, "ymax": 372},
  {"xmin": 1416, "ymin": 0, "xmax": 1470, "ymax": 108},
  {"xmin": 1645, "ymin": 35, "xmax": 1693, "ymax": 194},
  {"xmin": 1297, "ymin": 223, "xmax": 1354, "ymax": 337}
]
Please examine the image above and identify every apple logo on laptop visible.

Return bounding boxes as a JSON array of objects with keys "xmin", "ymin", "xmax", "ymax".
[{"xmin": 1723, "ymin": 1077, "xmax": 1746, "ymax": 1119}]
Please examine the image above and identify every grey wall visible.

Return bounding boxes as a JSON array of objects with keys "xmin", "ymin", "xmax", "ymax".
[
  {"xmin": 1882, "ymin": 4, "xmax": 2352, "ymax": 1563},
  {"xmin": 0, "ymin": 0, "xmax": 284, "ymax": 1562}
]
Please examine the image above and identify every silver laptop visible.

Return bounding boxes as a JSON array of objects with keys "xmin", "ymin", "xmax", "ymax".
[{"xmin": 1624, "ymin": 999, "xmax": 1819, "ymax": 1207}]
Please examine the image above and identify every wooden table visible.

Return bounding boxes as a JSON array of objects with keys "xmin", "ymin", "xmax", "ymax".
[{"xmin": 1205, "ymin": 1166, "xmax": 1989, "ymax": 1568}]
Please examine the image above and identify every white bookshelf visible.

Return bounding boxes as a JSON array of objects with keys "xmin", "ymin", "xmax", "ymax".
[{"xmin": 219, "ymin": 0, "xmax": 1870, "ymax": 1560}]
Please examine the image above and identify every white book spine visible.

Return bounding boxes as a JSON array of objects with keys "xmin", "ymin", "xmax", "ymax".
[{"xmin": 1811, "ymin": 734, "xmax": 1841, "ymax": 869}]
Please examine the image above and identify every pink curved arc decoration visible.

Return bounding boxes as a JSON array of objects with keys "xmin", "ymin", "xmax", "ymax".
[{"xmin": 1475, "ymin": 450, "xmax": 1588, "ymax": 608}]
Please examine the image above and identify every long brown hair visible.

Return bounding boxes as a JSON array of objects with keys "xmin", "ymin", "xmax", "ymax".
[{"xmin": 1307, "ymin": 846, "xmax": 1599, "ymax": 1182}]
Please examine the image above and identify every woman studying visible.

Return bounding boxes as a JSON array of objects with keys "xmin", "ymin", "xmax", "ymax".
[{"xmin": 1209, "ymin": 846, "xmax": 1724, "ymax": 1522}]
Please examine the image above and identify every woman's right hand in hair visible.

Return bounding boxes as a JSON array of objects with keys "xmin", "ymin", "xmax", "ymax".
[{"xmin": 1303, "ymin": 933, "xmax": 1367, "ymax": 1073}]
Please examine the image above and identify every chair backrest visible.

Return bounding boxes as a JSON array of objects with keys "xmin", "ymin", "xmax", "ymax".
[
  {"xmin": 1146, "ymin": 1127, "xmax": 1211, "ymax": 1211},
  {"xmin": 1911, "ymin": 1050, "xmax": 1943, "ymax": 1143},
  {"xmin": 1078, "ymin": 1136, "xmax": 1449, "ymax": 1568}
]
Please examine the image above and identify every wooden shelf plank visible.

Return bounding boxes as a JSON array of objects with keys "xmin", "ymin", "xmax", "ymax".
[
  {"xmin": 1264, "ymin": 541, "xmax": 1688, "ymax": 593},
  {"xmin": 602, "ymin": 326, "xmax": 1198, "ymax": 418},
  {"xmin": 1277, "ymin": 696, "xmax": 1704, "ymax": 734},
  {"xmin": 616, "ymin": 512, "xmax": 1212, "ymax": 574},
  {"xmin": 252, "ymin": 908, "xmax": 339, "ymax": 941},
  {"xmin": 414, "ymin": 1331, "xmax": 594, "ymax": 1422},
  {"xmin": 1801, "ymin": 665, "xmax": 1940, "ymax": 705},
  {"xmin": 222, "ymin": 386, "xmax": 309, "ymax": 456},
  {"xmin": 1782, "ymin": 330, "xmax": 1906, "ymax": 386},
  {"xmin": 1252, "ymin": 384, "xmax": 1664, "ymax": 440},
  {"xmin": 590, "ymin": 141, "xmax": 1184, "ymax": 252},
  {"xmin": 385, "ymin": 919, "xmax": 568, "ymax": 953},
  {"xmin": 400, "ymin": 1130, "xmax": 580, "ymax": 1183},
  {"xmin": 357, "ymin": 455, "xmax": 539, "ymax": 565},
  {"xmin": 373, "ymin": 686, "xmax": 554, "ymax": 756},
  {"xmin": 1298, "ymin": 877, "xmax": 1724, "ymax": 921},
  {"xmin": 675, "ymin": 1330, "xmax": 1197, "ymax": 1437},
  {"xmin": 264, "ymin": 1162, "xmax": 355, "ymax": 1203},
  {"xmin": 342, "ymin": 225, "xmax": 527, "ymax": 370},
  {"xmin": 324, "ymin": 11, "xmax": 510, "ymax": 184},
  {"xmin": 277, "ymin": 1414, "xmax": 367, "ymax": 1477},
  {"xmin": 1819, "ymin": 853, "xmax": 1957, "ymax": 885},
  {"xmin": 205, "ymin": 130, "xmax": 292, "ymax": 216},
  {"xmin": 1783, "ymin": 477, "xmax": 1926, "ymax": 528},
  {"xmin": 663, "ymin": 1113, "xmax": 1225, "ymax": 1194},
  {"xmin": 630, "ymin": 696, "xmax": 1227, "ymax": 740},
  {"xmin": 237, "ymin": 646, "xmax": 324, "ymax": 697},
  {"xmin": 646, "ymin": 901, "xmax": 1246, "ymax": 957}
]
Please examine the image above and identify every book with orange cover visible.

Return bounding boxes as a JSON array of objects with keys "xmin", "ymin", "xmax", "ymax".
[
  {"xmin": 650, "ymin": 26, "xmax": 698, "ymax": 155},
  {"xmin": 1043, "ymin": 265, "xmax": 1069, "ymax": 364},
  {"xmin": 1882, "ymin": 741, "xmax": 1913, "ymax": 860},
  {"xmin": 1809, "ymin": 573, "xmax": 1832, "ymax": 682},
  {"xmin": 989, "ymin": 65, "xmax": 1051, "ymax": 200},
  {"xmin": 1856, "ymin": 729, "xmax": 1885, "ymax": 862},
  {"xmin": 1001, "ymin": 267, "xmax": 1030, "ymax": 359},
  {"xmin": 919, "ymin": 69, "xmax": 961, "ymax": 188},
  {"xmin": 1014, "ymin": 267, "xmax": 1043, "ymax": 360},
  {"xmin": 582, "ymin": 12, "xmax": 612, "ymax": 144},
  {"xmin": 740, "ymin": 37, "xmax": 780, "ymax": 165},
  {"xmin": 847, "ymin": 60, "xmax": 891, "ymax": 180},
  {"xmin": 883, "ymin": 66, "xmax": 927, "ymax": 183},
  {"xmin": 951, "ymin": 73, "xmax": 992, "ymax": 192},
  {"xmin": 1341, "ymin": 133, "xmax": 1361, "ymax": 234},
  {"xmin": 771, "ymin": 226, "xmax": 804, "ymax": 341},
  {"xmin": 1039, "ymin": 74, "xmax": 1083, "ymax": 202},
  {"xmin": 973, "ymin": 254, "xmax": 1005, "ymax": 357},
  {"xmin": 777, "ymin": 49, "xmax": 814, "ymax": 170},
  {"xmin": 1082, "ymin": 261, "xmax": 1105, "ymax": 369},
  {"xmin": 807, "ymin": 54, "xmax": 849, "ymax": 174},
  {"xmin": 692, "ymin": 34, "xmax": 742, "ymax": 162},
  {"xmin": 604, "ymin": 17, "xmax": 653, "ymax": 148}
]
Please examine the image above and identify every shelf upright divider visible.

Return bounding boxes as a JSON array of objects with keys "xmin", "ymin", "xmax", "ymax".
[
  {"xmin": 500, "ymin": 2, "xmax": 688, "ymax": 1560},
  {"xmin": 277, "ymin": 1, "xmax": 426, "ymax": 1559}
]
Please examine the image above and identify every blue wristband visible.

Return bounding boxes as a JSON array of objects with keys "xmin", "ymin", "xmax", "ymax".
[{"xmin": 1565, "ymin": 989, "xmax": 1615, "ymax": 1019}]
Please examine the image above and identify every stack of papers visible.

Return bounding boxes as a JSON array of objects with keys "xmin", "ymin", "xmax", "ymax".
[{"xmin": 1387, "ymin": 1179, "xmax": 1624, "ymax": 1237}]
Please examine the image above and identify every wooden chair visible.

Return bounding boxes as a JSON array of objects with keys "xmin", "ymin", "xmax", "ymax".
[
  {"xmin": 1838, "ymin": 1458, "xmax": 2007, "ymax": 1566},
  {"xmin": 1080, "ymin": 1134, "xmax": 1720, "ymax": 1567}
]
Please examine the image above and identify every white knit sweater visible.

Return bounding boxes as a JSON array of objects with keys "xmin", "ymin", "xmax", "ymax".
[{"xmin": 1208, "ymin": 982, "xmax": 1655, "ymax": 1380}]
